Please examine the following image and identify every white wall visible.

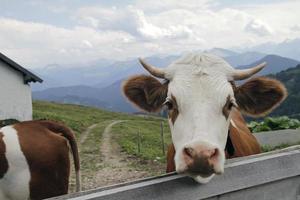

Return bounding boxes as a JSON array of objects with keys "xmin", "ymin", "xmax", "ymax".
[{"xmin": 0, "ymin": 61, "xmax": 32, "ymax": 121}]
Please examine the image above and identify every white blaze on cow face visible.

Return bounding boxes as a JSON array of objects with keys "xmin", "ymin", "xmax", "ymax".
[{"xmin": 164, "ymin": 54, "xmax": 236, "ymax": 182}]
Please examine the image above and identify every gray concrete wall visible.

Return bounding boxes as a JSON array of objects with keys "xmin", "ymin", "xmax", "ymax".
[
  {"xmin": 0, "ymin": 61, "xmax": 32, "ymax": 121},
  {"xmin": 49, "ymin": 146, "xmax": 300, "ymax": 200},
  {"xmin": 254, "ymin": 129, "xmax": 300, "ymax": 146}
]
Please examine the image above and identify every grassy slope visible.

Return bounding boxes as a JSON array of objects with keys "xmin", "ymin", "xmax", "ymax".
[
  {"xmin": 33, "ymin": 101, "xmax": 171, "ymax": 167},
  {"xmin": 112, "ymin": 119, "xmax": 171, "ymax": 163},
  {"xmin": 33, "ymin": 101, "xmax": 172, "ymax": 190},
  {"xmin": 33, "ymin": 101, "xmax": 121, "ymax": 137}
]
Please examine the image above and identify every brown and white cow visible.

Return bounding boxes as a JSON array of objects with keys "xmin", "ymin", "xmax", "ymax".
[
  {"xmin": 123, "ymin": 53, "xmax": 287, "ymax": 183},
  {"xmin": 0, "ymin": 120, "xmax": 81, "ymax": 200}
]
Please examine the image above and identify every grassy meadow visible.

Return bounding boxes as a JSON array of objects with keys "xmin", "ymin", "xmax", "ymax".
[
  {"xmin": 112, "ymin": 119, "xmax": 171, "ymax": 162},
  {"xmin": 33, "ymin": 100, "xmax": 171, "ymax": 168}
]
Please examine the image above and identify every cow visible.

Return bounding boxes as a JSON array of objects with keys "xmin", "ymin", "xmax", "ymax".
[
  {"xmin": 0, "ymin": 120, "xmax": 81, "ymax": 200},
  {"xmin": 122, "ymin": 53, "xmax": 287, "ymax": 183}
]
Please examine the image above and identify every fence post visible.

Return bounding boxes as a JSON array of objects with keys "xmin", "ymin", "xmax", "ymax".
[
  {"xmin": 160, "ymin": 121, "xmax": 165, "ymax": 155},
  {"xmin": 137, "ymin": 129, "xmax": 141, "ymax": 154}
]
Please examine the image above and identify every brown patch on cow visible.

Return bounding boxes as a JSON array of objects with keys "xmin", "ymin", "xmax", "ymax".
[
  {"xmin": 168, "ymin": 95, "xmax": 179, "ymax": 124},
  {"xmin": 222, "ymin": 95, "xmax": 232, "ymax": 119},
  {"xmin": 166, "ymin": 144, "xmax": 176, "ymax": 173},
  {"xmin": 13, "ymin": 120, "xmax": 80, "ymax": 199},
  {"xmin": 0, "ymin": 132, "xmax": 9, "ymax": 178},
  {"xmin": 233, "ymin": 77, "xmax": 287, "ymax": 117},
  {"xmin": 226, "ymin": 108, "xmax": 261, "ymax": 158},
  {"xmin": 36, "ymin": 120, "xmax": 80, "ymax": 173},
  {"xmin": 122, "ymin": 75, "xmax": 168, "ymax": 112}
]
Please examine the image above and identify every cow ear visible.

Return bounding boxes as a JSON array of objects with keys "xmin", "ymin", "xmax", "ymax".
[
  {"xmin": 122, "ymin": 75, "xmax": 168, "ymax": 112},
  {"xmin": 234, "ymin": 77, "xmax": 287, "ymax": 117}
]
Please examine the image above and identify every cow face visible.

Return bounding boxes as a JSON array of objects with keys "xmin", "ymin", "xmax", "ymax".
[{"xmin": 123, "ymin": 53, "xmax": 287, "ymax": 183}]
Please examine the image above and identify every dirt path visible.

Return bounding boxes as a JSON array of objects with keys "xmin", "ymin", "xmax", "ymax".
[
  {"xmin": 79, "ymin": 123, "xmax": 98, "ymax": 144},
  {"xmin": 95, "ymin": 120, "xmax": 150, "ymax": 187}
]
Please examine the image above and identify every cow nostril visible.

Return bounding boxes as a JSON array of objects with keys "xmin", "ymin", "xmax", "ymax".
[
  {"xmin": 209, "ymin": 148, "xmax": 219, "ymax": 160},
  {"xmin": 184, "ymin": 147, "xmax": 194, "ymax": 159}
]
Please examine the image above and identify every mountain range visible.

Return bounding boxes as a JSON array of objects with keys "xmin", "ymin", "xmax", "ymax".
[
  {"xmin": 269, "ymin": 64, "xmax": 300, "ymax": 119},
  {"xmin": 32, "ymin": 55, "xmax": 178, "ymax": 91},
  {"xmin": 32, "ymin": 51, "xmax": 300, "ymax": 113},
  {"xmin": 238, "ymin": 54, "xmax": 300, "ymax": 75},
  {"xmin": 245, "ymin": 38, "xmax": 300, "ymax": 61}
]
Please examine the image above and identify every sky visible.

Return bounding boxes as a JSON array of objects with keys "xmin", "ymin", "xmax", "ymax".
[{"xmin": 1, "ymin": 0, "xmax": 300, "ymax": 69}]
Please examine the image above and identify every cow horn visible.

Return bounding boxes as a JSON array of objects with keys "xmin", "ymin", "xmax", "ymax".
[
  {"xmin": 232, "ymin": 62, "xmax": 266, "ymax": 80},
  {"xmin": 139, "ymin": 58, "xmax": 165, "ymax": 79}
]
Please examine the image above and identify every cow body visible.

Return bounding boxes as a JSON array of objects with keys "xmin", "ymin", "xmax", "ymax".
[
  {"xmin": 166, "ymin": 108, "xmax": 261, "ymax": 173},
  {"xmin": 0, "ymin": 120, "xmax": 80, "ymax": 200}
]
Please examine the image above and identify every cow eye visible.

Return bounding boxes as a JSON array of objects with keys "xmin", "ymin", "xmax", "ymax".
[
  {"xmin": 228, "ymin": 102, "xmax": 234, "ymax": 110},
  {"xmin": 228, "ymin": 100, "xmax": 237, "ymax": 110},
  {"xmin": 164, "ymin": 99, "xmax": 174, "ymax": 110}
]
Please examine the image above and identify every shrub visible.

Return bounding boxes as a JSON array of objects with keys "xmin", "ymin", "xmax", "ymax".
[{"xmin": 248, "ymin": 116, "xmax": 300, "ymax": 133}]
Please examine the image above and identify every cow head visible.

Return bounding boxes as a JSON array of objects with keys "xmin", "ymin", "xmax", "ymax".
[{"xmin": 123, "ymin": 53, "xmax": 287, "ymax": 183}]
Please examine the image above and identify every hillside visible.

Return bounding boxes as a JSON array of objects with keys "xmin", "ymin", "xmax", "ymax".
[
  {"xmin": 248, "ymin": 38, "xmax": 300, "ymax": 61},
  {"xmin": 33, "ymin": 80, "xmax": 138, "ymax": 112},
  {"xmin": 32, "ymin": 85, "xmax": 112, "ymax": 110},
  {"xmin": 32, "ymin": 55, "xmax": 178, "ymax": 91},
  {"xmin": 33, "ymin": 101, "xmax": 170, "ymax": 190},
  {"xmin": 238, "ymin": 55, "xmax": 300, "ymax": 75},
  {"xmin": 225, "ymin": 51, "xmax": 266, "ymax": 66},
  {"xmin": 268, "ymin": 64, "xmax": 300, "ymax": 119}
]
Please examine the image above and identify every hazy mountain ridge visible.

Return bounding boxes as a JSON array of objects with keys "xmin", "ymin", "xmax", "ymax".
[
  {"xmin": 268, "ymin": 64, "xmax": 300, "ymax": 119},
  {"xmin": 30, "ymin": 37, "xmax": 300, "ymax": 91},
  {"xmin": 238, "ymin": 54, "xmax": 300, "ymax": 76},
  {"xmin": 33, "ymin": 52, "xmax": 300, "ymax": 113},
  {"xmin": 245, "ymin": 38, "xmax": 300, "ymax": 61},
  {"xmin": 225, "ymin": 51, "xmax": 266, "ymax": 66},
  {"xmin": 33, "ymin": 80, "xmax": 137, "ymax": 112}
]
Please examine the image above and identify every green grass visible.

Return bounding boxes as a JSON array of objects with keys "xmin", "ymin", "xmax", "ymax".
[
  {"xmin": 112, "ymin": 118, "xmax": 171, "ymax": 163},
  {"xmin": 261, "ymin": 141, "xmax": 300, "ymax": 152},
  {"xmin": 33, "ymin": 100, "xmax": 172, "ymax": 164},
  {"xmin": 33, "ymin": 101, "xmax": 137, "ymax": 137}
]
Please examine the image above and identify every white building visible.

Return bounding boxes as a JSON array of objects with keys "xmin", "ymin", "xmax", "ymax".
[{"xmin": 0, "ymin": 52, "xmax": 42, "ymax": 121}]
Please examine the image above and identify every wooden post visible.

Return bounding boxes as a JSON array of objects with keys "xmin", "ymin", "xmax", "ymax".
[
  {"xmin": 137, "ymin": 129, "xmax": 141, "ymax": 154},
  {"xmin": 160, "ymin": 121, "xmax": 165, "ymax": 155}
]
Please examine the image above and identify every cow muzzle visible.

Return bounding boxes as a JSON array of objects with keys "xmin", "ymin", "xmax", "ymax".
[{"xmin": 176, "ymin": 141, "xmax": 225, "ymax": 182}]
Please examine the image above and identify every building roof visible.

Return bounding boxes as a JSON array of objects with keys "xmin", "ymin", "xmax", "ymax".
[{"xmin": 0, "ymin": 52, "xmax": 43, "ymax": 84}]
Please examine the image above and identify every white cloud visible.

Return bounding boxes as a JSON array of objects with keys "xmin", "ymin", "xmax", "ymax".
[
  {"xmin": 81, "ymin": 40, "xmax": 93, "ymax": 48},
  {"xmin": 76, "ymin": 5, "xmax": 193, "ymax": 40},
  {"xmin": 245, "ymin": 19, "xmax": 273, "ymax": 36},
  {"xmin": 291, "ymin": 25, "xmax": 300, "ymax": 32},
  {"xmin": 0, "ymin": 0, "xmax": 300, "ymax": 68},
  {"xmin": 0, "ymin": 18, "xmax": 135, "ymax": 67}
]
